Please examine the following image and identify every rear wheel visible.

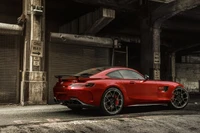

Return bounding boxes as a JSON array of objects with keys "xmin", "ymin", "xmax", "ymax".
[
  {"xmin": 169, "ymin": 87, "xmax": 189, "ymax": 109},
  {"xmin": 101, "ymin": 87, "xmax": 124, "ymax": 115}
]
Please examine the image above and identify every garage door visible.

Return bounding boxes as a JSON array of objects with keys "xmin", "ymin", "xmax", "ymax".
[
  {"xmin": 48, "ymin": 43, "xmax": 110, "ymax": 104},
  {"xmin": 0, "ymin": 35, "xmax": 20, "ymax": 104}
]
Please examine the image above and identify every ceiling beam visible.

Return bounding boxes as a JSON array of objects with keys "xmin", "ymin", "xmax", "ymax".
[
  {"xmin": 173, "ymin": 43, "xmax": 200, "ymax": 53},
  {"xmin": 177, "ymin": 7, "xmax": 200, "ymax": 21},
  {"xmin": 149, "ymin": 0, "xmax": 175, "ymax": 3},
  {"xmin": 80, "ymin": 8, "xmax": 115, "ymax": 35},
  {"xmin": 73, "ymin": 0, "xmax": 138, "ymax": 11},
  {"xmin": 152, "ymin": 0, "xmax": 200, "ymax": 27},
  {"xmin": 177, "ymin": 46, "xmax": 200, "ymax": 55},
  {"xmin": 59, "ymin": 8, "xmax": 115, "ymax": 35},
  {"xmin": 162, "ymin": 20, "xmax": 200, "ymax": 32},
  {"xmin": 161, "ymin": 31, "xmax": 200, "ymax": 43},
  {"xmin": 50, "ymin": 32, "xmax": 113, "ymax": 48}
]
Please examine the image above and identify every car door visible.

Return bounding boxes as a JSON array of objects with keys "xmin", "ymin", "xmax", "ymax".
[{"xmin": 118, "ymin": 70, "xmax": 158, "ymax": 104}]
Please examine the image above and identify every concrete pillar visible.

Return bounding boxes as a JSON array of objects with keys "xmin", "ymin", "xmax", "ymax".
[
  {"xmin": 140, "ymin": 19, "xmax": 161, "ymax": 80},
  {"xmin": 171, "ymin": 52, "xmax": 176, "ymax": 81},
  {"xmin": 152, "ymin": 26, "xmax": 161, "ymax": 80},
  {"xmin": 140, "ymin": 19, "xmax": 153, "ymax": 77},
  {"xmin": 21, "ymin": 0, "xmax": 46, "ymax": 105}
]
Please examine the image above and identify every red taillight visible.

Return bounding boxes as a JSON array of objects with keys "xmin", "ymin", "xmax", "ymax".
[
  {"xmin": 85, "ymin": 83, "xmax": 95, "ymax": 87},
  {"xmin": 69, "ymin": 83, "xmax": 95, "ymax": 88}
]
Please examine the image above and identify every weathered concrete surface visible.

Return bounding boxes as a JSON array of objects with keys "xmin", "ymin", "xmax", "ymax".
[
  {"xmin": 60, "ymin": 8, "xmax": 115, "ymax": 35},
  {"xmin": 1, "ymin": 115, "xmax": 200, "ymax": 133},
  {"xmin": 0, "ymin": 112, "xmax": 200, "ymax": 133},
  {"xmin": 152, "ymin": 0, "xmax": 200, "ymax": 24},
  {"xmin": 0, "ymin": 96, "xmax": 200, "ymax": 133},
  {"xmin": 176, "ymin": 63, "xmax": 200, "ymax": 92},
  {"xmin": 73, "ymin": 0, "xmax": 137, "ymax": 11},
  {"xmin": 21, "ymin": 0, "xmax": 46, "ymax": 105}
]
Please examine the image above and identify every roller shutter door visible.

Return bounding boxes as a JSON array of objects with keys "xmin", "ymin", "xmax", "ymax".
[
  {"xmin": 0, "ymin": 35, "xmax": 20, "ymax": 104},
  {"xmin": 48, "ymin": 43, "xmax": 110, "ymax": 104}
]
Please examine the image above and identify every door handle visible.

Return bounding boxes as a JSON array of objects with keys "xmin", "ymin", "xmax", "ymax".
[{"xmin": 129, "ymin": 81, "xmax": 135, "ymax": 84}]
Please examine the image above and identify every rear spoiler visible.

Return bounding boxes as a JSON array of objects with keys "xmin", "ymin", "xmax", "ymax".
[
  {"xmin": 54, "ymin": 75, "xmax": 82, "ymax": 82},
  {"xmin": 55, "ymin": 75, "xmax": 95, "ymax": 82},
  {"xmin": 55, "ymin": 75, "xmax": 71, "ymax": 78}
]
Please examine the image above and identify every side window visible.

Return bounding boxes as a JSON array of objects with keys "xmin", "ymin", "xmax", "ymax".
[
  {"xmin": 107, "ymin": 71, "xmax": 123, "ymax": 79},
  {"xmin": 119, "ymin": 70, "xmax": 144, "ymax": 80}
]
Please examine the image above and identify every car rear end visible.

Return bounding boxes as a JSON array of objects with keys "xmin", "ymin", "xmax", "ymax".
[{"xmin": 53, "ymin": 76, "xmax": 94, "ymax": 106}]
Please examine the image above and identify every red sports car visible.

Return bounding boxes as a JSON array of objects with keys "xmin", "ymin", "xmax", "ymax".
[{"xmin": 53, "ymin": 67, "xmax": 189, "ymax": 115}]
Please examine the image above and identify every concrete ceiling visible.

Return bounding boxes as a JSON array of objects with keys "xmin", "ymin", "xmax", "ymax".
[{"xmin": 46, "ymin": 0, "xmax": 200, "ymax": 55}]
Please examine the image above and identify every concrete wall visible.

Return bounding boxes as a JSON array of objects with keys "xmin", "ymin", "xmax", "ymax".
[{"xmin": 176, "ymin": 63, "xmax": 200, "ymax": 92}]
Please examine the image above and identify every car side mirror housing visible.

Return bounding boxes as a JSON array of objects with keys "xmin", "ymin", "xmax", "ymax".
[{"xmin": 144, "ymin": 74, "xmax": 149, "ymax": 80}]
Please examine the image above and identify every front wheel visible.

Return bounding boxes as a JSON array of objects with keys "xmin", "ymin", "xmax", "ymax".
[
  {"xmin": 169, "ymin": 87, "xmax": 189, "ymax": 109},
  {"xmin": 101, "ymin": 87, "xmax": 124, "ymax": 115}
]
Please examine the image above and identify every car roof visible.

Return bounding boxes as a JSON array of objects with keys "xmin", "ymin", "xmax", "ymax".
[{"xmin": 90, "ymin": 66, "xmax": 138, "ymax": 78}]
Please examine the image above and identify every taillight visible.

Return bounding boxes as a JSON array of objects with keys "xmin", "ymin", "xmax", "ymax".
[
  {"xmin": 85, "ymin": 83, "xmax": 95, "ymax": 87},
  {"xmin": 69, "ymin": 83, "xmax": 95, "ymax": 88}
]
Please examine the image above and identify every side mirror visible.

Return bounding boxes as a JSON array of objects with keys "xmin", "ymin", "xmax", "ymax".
[{"xmin": 144, "ymin": 74, "xmax": 149, "ymax": 80}]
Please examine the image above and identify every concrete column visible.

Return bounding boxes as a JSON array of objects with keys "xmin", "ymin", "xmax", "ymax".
[
  {"xmin": 171, "ymin": 52, "xmax": 176, "ymax": 81},
  {"xmin": 21, "ymin": 0, "xmax": 46, "ymax": 105},
  {"xmin": 140, "ymin": 19, "xmax": 161, "ymax": 80},
  {"xmin": 152, "ymin": 26, "xmax": 161, "ymax": 80},
  {"xmin": 140, "ymin": 19, "xmax": 153, "ymax": 77}
]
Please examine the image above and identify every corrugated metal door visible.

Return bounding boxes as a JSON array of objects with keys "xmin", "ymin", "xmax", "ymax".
[
  {"xmin": 0, "ymin": 35, "xmax": 20, "ymax": 104},
  {"xmin": 48, "ymin": 43, "xmax": 110, "ymax": 104}
]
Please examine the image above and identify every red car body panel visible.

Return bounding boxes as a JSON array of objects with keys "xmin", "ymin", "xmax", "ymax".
[{"xmin": 53, "ymin": 67, "xmax": 183, "ymax": 107}]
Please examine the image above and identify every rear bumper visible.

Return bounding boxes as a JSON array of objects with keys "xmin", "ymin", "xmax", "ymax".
[
  {"xmin": 54, "ymin": 97, "xmax": 96, "ymax": 108},
  {"xmin": 54, "ymin": 87, "xmax": 95, "ymax": 105}
]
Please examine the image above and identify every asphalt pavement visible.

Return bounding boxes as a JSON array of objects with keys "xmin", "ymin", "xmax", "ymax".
[{"xmin": 0, "ymin": 94, "xmax": 199, "ymax": 133}]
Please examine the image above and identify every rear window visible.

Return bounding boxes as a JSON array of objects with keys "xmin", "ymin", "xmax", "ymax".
[{"xmin": 74, "ymin": 67, "xmax": 110, "ymax": 77}]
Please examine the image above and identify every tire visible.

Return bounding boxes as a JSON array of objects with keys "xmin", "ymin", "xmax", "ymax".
[
  {"xmin": 101, "ymin": 87, "xmax": 124, "ymax": 115},
  {"xmin": 168, "ymin": 87, "xmax": 189, "ymax": 109}
]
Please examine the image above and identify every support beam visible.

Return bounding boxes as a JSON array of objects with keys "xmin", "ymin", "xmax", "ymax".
[
  {"xmin": 73, "ymin": 0, "xmax": 138, "ymax": 11},
  {"xmin": 161, "ymin": 30, "xmax": 200, "ymax": 42},
  {"xmin": 152, "ymin": 27, "xmax": 161, "ymax": 80},
  {"xmin": 110, "ymin": 35, "xmax": 141, "ymax": 43},
  {"xmin": 171, "ymin": 53, "xmax": 176, "ymax": 81},
  {"xmin": 162, "ymin": 20, "xmax": 200, "ymax": 32},
  {"xmin": 150, "ymin": 0, "xmax": 175, "ymax": 3},
  {"xmin": 0, "ymin": 23, "xmax": 23, "ymax": 35},
  {"xmin": 60, "ymin": 8, "xmax": 115, "ymax": 35},
  {"xmin": 80, "ymin": 8, "xmax": 115, "ymax": 35},
  {"xmin": 21, "ymin": 0, "xmax": 46, "ymax": 105},
  {"xmin": 140, "ymin": 19, "xmax": 153, "ymax": 78},
  {"xmin": 174, "ymin": 43, "xmax": 200, "ymax": 53},
  {"xmin": 152, "ymin": 0, "xmax": 200, "ymax": 24},
  {"xmin": 50, "ymin": 32, "xmax": 113, "ymax": 48}
]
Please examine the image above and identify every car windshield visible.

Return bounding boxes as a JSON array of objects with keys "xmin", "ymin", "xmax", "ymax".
[{"xmin": 74, "ymin": 67, "xmax": 110, "ymax": 77}]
